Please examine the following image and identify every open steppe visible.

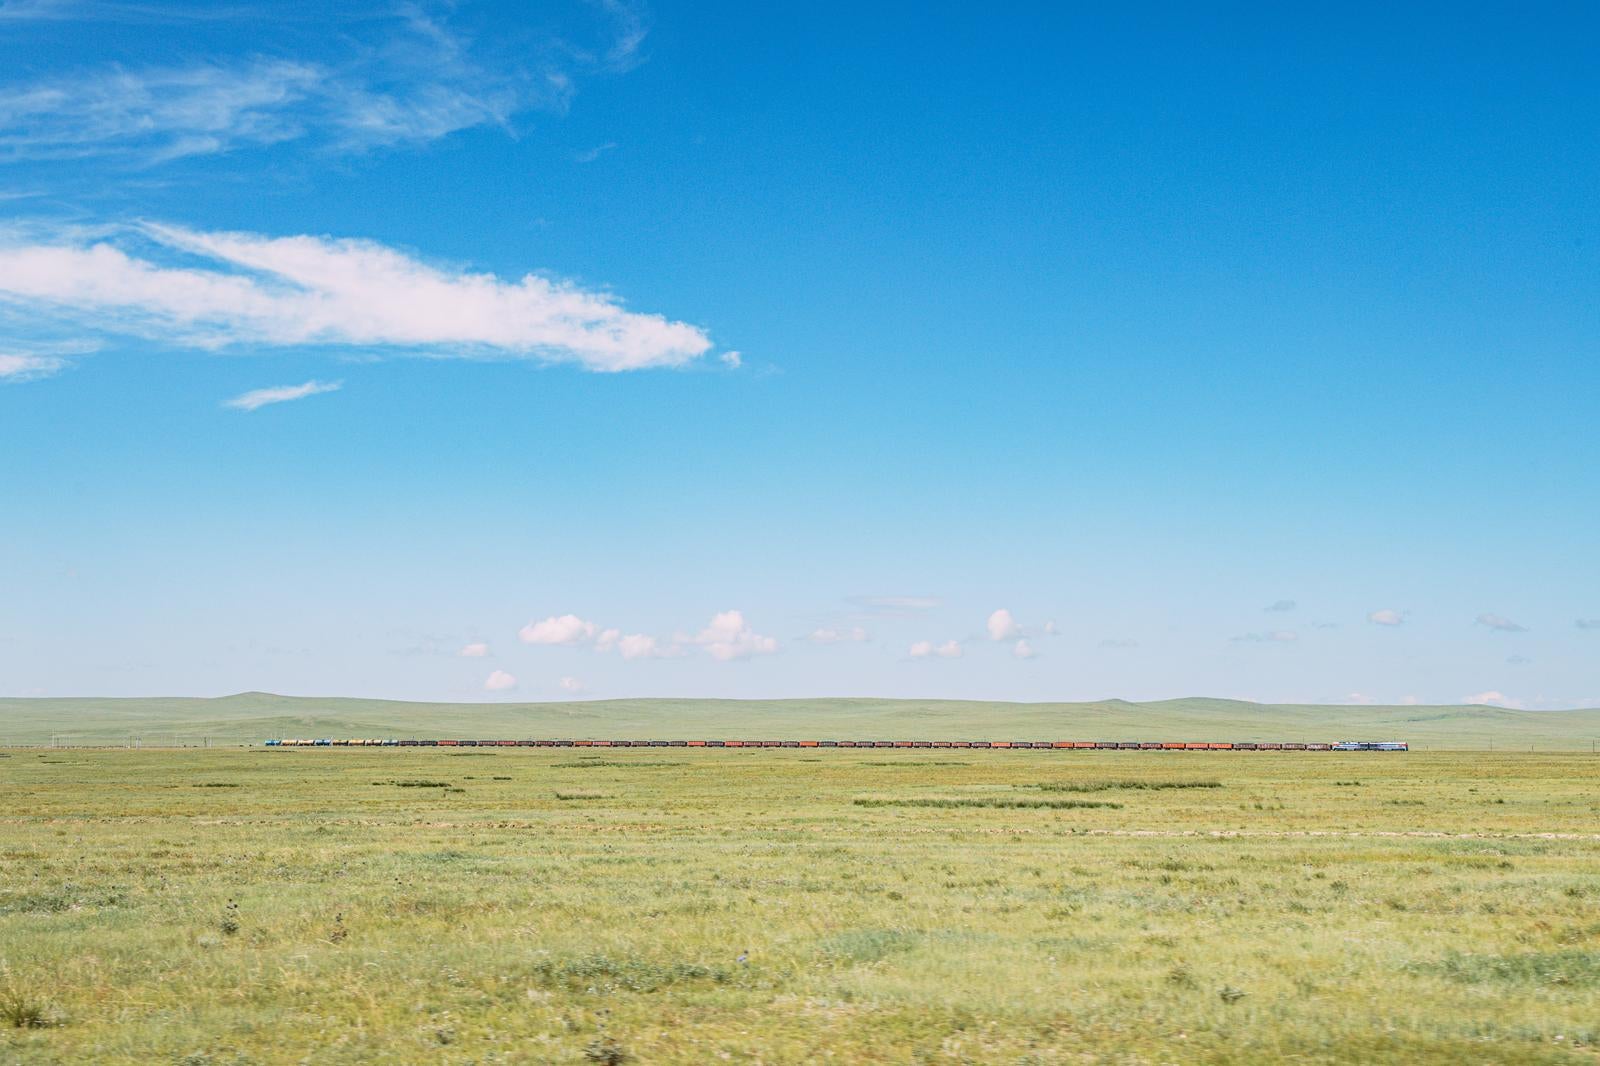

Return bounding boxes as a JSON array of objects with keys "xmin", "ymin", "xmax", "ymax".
[{"xmin": 3, "ymin": 745, "xmax": 1598, "ymax": 1063}]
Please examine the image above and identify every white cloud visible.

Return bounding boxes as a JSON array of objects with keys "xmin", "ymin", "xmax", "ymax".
[
  {"xmin": 1042, "ymin": 620, "xmax": 1058, "ymax": 636},
  {"xmin": 558, "ymin": 676, "xmax": 584, "ymax": 693},
  {"xmin": 1231, "ymin": 630, "xmax": 1298, "ymax": 643},
  {"xmin": 1400, "ymin": 695, "xmax": 1421, "ymax": 706},
  {"xmin": 617, "ymin": 633, "xmax": 663, "ymax": 660},
  {"xmin": 1343, "ymin": 692, "xmax": 1376, "ymax": 705},
  {"xmin": 458, "ymin": 642, "xmax": 489, "ymax": 658},
  {"xmin": 0, "ymin": 351, "xmax": 66, "ymax": 381},
  {"xmin": 1464, "ymin": 690, "xmax": 1523, "ymax": 709},
  {"xmin": 223, "ymin": 378, "xmax": 340, "ymax": 411},
  {"xmin": 693, "ymin": 610, "xmax": 777, "ymax": 662},
  {"xmin": 0, "ymin": 224, "xmax": 713, "ymax": 372},
  {"xmin": 911, "ymin": 639, "xmax": 962, "ymax": 659},
  {"xmin": 720, "ymin": 349, "xmax": 742, "ymax": 368},
  {"xmin": 807, "ymin": 626, "xmax": 868, "ymax": 644},
  {"xmin": 0, "ymin": 5, "xmax": 640, "ymax": 163},
  {"xmin": 1265, "ymin": 599, "xmax": 1296, "ymax": 612},
  {"xmin": 1012, "ymin": 639, "xmax": 1035, "ymax": 659},
  {"xmin": 1368, "ymin": 609, "xmax": 1405, "ymax": 626},
  {"xmin": 594, "ymin": 628, "xmax": 621, "ymax": 652},
  {"xmin": 519, "ymin": 614, "xmax": 598, "ymax": 646},
  {"xmin": 483, "ymin": 669, "xmax": 517, "ymax": 692},
  {"xmin": 1476, "ymin": 613, "xmax": 1528, "ymax": 633},
  {"xmin": 986, "ymin": 608, "xmax": 1020, "ymax": 641},
  {"xmin": 573, "ymin": 141, "xmax": 617, "ymax": 164},
  {"xmin": 849, "ymin": 595, "xmax": 941, "ymax": 613}
]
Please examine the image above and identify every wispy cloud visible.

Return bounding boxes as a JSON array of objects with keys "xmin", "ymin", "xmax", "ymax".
[
  {"xmin": 806, "ymin": 626, "xmax": 868, "ymax": 644},
  {"xmin": 0, "ymin": 2, "xmax": 645, "ymax": 164},
  {"xmin": 1367, "ymin": 609, "xmax": 1405, "ymax": 626},
  {"xmin": 223, "ymin": 379, "xmax": 340, "ymax": 411},
  {"xmin": 1231, "ymin": 630, "xmax": 1298, "ymax": 643},
  {"xmin": 0, "ymin": 223, "xmax": 714, "ymax": 371},
  {"xmin": 1475, "ymin": 613, "xmax": 1527, "ymax": 633},
  {"xmin": 458, "ymin": 642, "xmax": 489, "ymax": 658},
  {"xmin": 849, "ymin": 595, "xmax": 941, "ymax": 614},
  {"xmin": 0, "ymin": 350, "xmax": 66, "ymax": 381},
  {"xmin": 574, "ymin": 141, "xmax": 617, "ymax": 163}
]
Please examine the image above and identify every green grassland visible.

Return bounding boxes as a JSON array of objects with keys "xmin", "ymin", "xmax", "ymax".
[
  {"xmin": 3, "ymin": 747, "xmax": 1599, "ymax": 1063},
  {"xmin": 4, "ymin": 692, "xmax": 1600, "ymax": 748}
]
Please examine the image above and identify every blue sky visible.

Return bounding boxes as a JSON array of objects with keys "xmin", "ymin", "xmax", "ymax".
[{"xmin": 1, "ymin": 1, "xmax": 1596, "ymax": 707}]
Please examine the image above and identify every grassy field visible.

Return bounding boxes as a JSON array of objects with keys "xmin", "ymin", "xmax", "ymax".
[
  {"xmin": 3, "ymin": 747, "xmax": 1599, "ymax": 1063},
  {"xmin": 5, "ymin": 692, "xmax": 1600, "ymax": 749}
]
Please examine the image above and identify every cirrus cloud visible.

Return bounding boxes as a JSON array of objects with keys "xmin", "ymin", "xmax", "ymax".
[{"xmin": 223, "ymin": 378, "xmax": 340, "ymax": 411}]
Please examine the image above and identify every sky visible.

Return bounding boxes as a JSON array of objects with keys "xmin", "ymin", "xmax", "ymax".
[{"xmin": 0, "ymin": 1, "xmax": 1596, "ymax": 709}]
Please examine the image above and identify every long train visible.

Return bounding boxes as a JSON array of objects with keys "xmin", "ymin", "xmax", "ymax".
[{"xmin": 263, "ymin": 738, "xmax": 1407, "ymax": 751}]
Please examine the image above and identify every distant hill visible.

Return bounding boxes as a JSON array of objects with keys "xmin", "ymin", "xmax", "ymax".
[{"xmin": 2, "ymin": 693, "xmax": 1598, "ymax": 749}]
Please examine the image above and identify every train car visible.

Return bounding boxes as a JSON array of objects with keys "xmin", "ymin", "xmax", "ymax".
[
  {"xmin": 1092, "ymin": 741, "xmax": 1116, "ymax": 750},
  {"xmin": 872, "ymin": 741, "xmax": 894, "ymax": 748},
  {"xmin": 1282, "ymin": 743, "xmax": 1306, "ymax": 751},
  {"xmin": 780, "ymin": 741, "xmax": 801, "ymax": 748},
  {"xmin": 1257, "ymin": 742, "xmax": 1282, "ymax": 750},
  {"xmin": 1181, "ymin": 742, "xmax": 1206, "ymax": 750},
  {"xmin": 1232, "ymin": 742, "xmax": 1257, "ymax": 751},
  {"xmin": 950, "ymin": 741, "xmax": 971, "ymax": 748},
  {"xmin": 894, "ymin": 741, "xmax": 914, "ymax": 748},
  {"xmin": 932, "ymin": 741, "xmax": 952, "ymax": 748},
  {"xmin": 1206, "ymin": 742, "xmax": 1231, "ymax": 750},
  {"xmin": 1138, "ymin": 742, "xmax": 1162, "ymax": 750},
  {"xmin": 991, "ymin": 741, "xmax": 1012, "ymax": 749},
  {"xmin": 837, "ymin": 740, "xmax": 857, "ymax": 748},
  {"xmin": 969, "ymin": 741, "xmax": 991, "ymax": 749},
  {"xmin": 819, "ymin": 740, "xmax": 838, "ymax": 747},
  {"xmin": 1305, "ymin": 742, "xmax": 1329, "ymax": 751},
  {"xmin": 1114, "ymin": 742, "xmax": 1138, "ymax": 750},
  {"xmin": 761, "ymin": 740, "xmax": 782, "ymax": 748},
  {"xmin": 913, "ymin": 741, "xmax": 933, "ymax": 748},
  {"xmin": 798, "ymin": 740, "xmax": 819, "ymax": 748}
]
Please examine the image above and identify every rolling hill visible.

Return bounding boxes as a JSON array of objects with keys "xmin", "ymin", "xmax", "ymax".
[{"xmin": 2, "ymin": 693, "xmax": 1598, "ymax": 749}]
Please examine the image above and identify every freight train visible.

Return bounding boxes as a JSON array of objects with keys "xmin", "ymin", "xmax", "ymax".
[{"xmin": 263, "ymin": 738, "xmax": 1407, "ymax": 750}]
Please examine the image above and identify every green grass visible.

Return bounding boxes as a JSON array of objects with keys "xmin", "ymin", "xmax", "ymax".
[
  {"xmin": 5, "ymin": 691, "xmax": 1600, "ymax": 748},
  {"xmin": 4, "ymin": 748, "xmax": 1600, "ymax": 1063}
]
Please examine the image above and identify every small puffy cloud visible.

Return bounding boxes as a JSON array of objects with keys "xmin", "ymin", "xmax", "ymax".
[
  {"xmin": 1343, "ymin": 692, "xmax": 1376, "ymax": 705},
  {"xmin": 223, "ymin": 379, "xmax": 340, "ymax": 411},
  {"xmin": 1367, "ymin": 609, "xmax": 1405, "ymax": 626},
  {"xmin": 1400, "ymin": 695, "xmax": 1421, "ymax": 706},
  {"xmin": 458, "ymin": 642, "xmax": 489, "ymax": 658},
  {"xmin": 1043, "ymin": 620, "xmax": 1058, "ymax": 636},
  {"xmin": 720, "ymin": 350, "xmax": 742, "ymax": 369},
  {"xmin": 1265, "ymin": 599, "xmax": 1297, "ymax": 612},
  {"xmin": 618, "ymin": 633, "xmax": 662, "ymax": 660},
  {"xmin": 911, "ymin": 639, "xmax": 962, "ymax": 659},
  {"xmin": 1464, "ymin": 690, "xmax": 1523, "ymax": 709},
  {"xmin": 558, "ymin": 676, "xmax": 584, "ymax": 693},
  {"xmin": 1577, "ymin": 619, "xmax": 1600, "ymax": 630},
  {"xmin": 1012, "ymin": 639, "xmax": 1035, "ymax": 659},
  {"xmin": 807, "ymin": 626, "xmax": 868, "ymax": 644},
  {"xmin": 986, "ymin": 608, "xmax": 1020, "ymax": 641},
  {"xmin": 694, "ymin": 610, "xmax": 778, "ymax": 662},
  {"xmin": 1231, "ymin": 630, "xmax": 1298, "ymax": 643},
  {"xmin": 1100, "ymin": 638, "xmax": 1139, "ymax": 649},
  {"xmin": 1476, "ymin": 613, "xmax": 1528, "ymax": 633},
  {"xmin": 483, "ymin": 669, "xmax": 517, "ymax": 692},
  {"xmin": 519, "ymin": 614, "xmax": 598, "ymax": 645}
]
